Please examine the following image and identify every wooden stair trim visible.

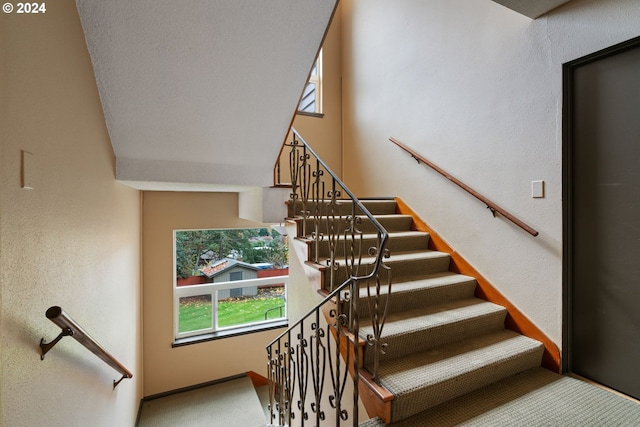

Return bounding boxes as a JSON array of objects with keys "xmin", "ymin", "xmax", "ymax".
[
  {"xmin": 395, "ymin": 197, "xmax": 561, "ymax": 373},
  {"xmin": 247, "ymin": 371, "xmax": 269, "ymax": 388},
  {"xmin": 359, "ymin": 369, "xmax": 393, "ymax": 424},
  {"xmin": 318, "ymin": 296, "xmax": 394, "ymax": 423}
]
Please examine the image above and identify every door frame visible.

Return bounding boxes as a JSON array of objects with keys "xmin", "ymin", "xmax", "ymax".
[{"xmin": 562, "ymin": 35, "xmax": 640, "ymax": 374}]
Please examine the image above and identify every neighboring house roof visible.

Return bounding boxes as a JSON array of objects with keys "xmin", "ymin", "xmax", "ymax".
[{"xmin": 199, "ymin": 258, "xmax": 261, "ymax": 279}]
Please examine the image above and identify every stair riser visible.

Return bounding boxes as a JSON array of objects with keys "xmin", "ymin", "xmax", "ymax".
[
  {"xmin": 362, "ymin": 311, "xmax": 507, "ymax": 369},
  {"xmin": 357, "ymin": 280, "xmax": 477, "ymax": 318},
  {"xmin": 296, "ymin": 215, "xmax": 414, "ymax": 236},
  {"xmin": 320, "ymin": 255, "xmax": 451, "ymax": 291},
  {"xmin": 287, "ymin": 200, "xmax": 398, "ymax": 218},
  {"xmin": 310, "ymin": 234, "xmax": 430, "ymax": 259},
  {"xmin": 389, "ymin": 347, "xmax": 543, "ymax": 422}
]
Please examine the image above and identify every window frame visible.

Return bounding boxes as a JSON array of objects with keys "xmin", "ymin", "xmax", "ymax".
[
  {"xmin": 297, "ymin": 50, "xmax": 323, "ymax": 116},
  {"xmin": 172, "ymin": 228, "xmax": 289, "ymax": 344},
  {"xmin": 174, "ymin": 275, "xmax": 289, "ymax": 340}
]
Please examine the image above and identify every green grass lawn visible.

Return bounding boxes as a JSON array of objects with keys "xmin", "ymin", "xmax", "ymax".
[{"xmin": 179, "ymin": 290, "xmax": 285, "ymax": 333}]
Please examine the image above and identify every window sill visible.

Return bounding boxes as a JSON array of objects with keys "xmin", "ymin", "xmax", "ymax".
[
  {"xmin": 296, "ymin": 111, "xmax": 324, "ymax": 118},
  {"xmin": 172, "ymin": 320, "xmax": 289, "ymax": 348}
]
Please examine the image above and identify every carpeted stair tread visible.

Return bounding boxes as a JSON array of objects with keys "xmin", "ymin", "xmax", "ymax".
[
  {"xmin": 379, "ymin": 329, "xmax": 544, "ymax": 421},
  {"xmin": 357, "ymin": 272, "xmax": 477, "ymax": 316},
  {"xmin": 321, "ymin": 250, "xmax": 451, "ymax": 290},
  {"xmin": 312, "ymin": 230, "xmax": 430, "ymax": 258},
  {"xmin": 328, "ymin": 250, "xmax": 450, "ymax": 269},
  {"xmin": 360, "ymin": 299, "xmax": 507, "ymax": 366},
  {"xmin": 359, "ymin": 367, "xmax": 640, "ymax": 426}
]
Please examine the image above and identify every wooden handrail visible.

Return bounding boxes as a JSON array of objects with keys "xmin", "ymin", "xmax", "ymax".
[
  {"xmin": 390, "ymin": 137, "xmax": 539, "ymax": 237},
  {"xmin": 40, "ymin": 306, "xmax": 133, "ymax": 388}
]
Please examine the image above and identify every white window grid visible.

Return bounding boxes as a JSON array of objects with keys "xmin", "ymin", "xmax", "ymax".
[{"xmin": 174, "ymin": 275, "xmax": 289, "ymax": 339}]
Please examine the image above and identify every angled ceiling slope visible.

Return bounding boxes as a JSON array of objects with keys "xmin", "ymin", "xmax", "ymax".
[
  {"xmin": 76, "ymin": 0, "xmax": 337, "ymax": 191},
  {"xmin": 492, "ymin": 0, "xmax": 571, "ymax": 19}
]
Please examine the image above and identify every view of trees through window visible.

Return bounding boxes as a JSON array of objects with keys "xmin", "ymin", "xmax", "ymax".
[
  {"xmin": 174, "ymin": 227, "xmax": 289, "ymax": 338},
  {"xmin": 176, "ymin": 228, "xmax": 288, "ymax": 279}
]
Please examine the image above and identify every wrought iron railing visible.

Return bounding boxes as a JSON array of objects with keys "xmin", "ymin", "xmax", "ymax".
[{"xmin": 266, "ymin": 129, "xmax": 391, "ymax": 426}]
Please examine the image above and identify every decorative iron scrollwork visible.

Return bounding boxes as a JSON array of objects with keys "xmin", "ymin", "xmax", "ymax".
[{"xmin": 267, "ymin": 129, "xmax": 391, "ymax": 426}]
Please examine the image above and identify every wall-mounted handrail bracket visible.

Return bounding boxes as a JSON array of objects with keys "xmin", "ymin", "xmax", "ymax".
[
  {"xmin": 113, "ymin": 375, "xmax": 127, "ymax": 389},
  {"xmin": 39, "ymin": 306, "xmax": 133, "ymax": 388},
  {"xmin": 487, "ymin": 205, "xmax": 497, "ymax": 218},
  {"xmin": 40, "ymin": 327, "xmax": 73, "ymax": 360}
]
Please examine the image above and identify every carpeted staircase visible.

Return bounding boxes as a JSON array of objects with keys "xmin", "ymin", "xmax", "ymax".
[
  {"xmin": 288, "ymin": 197, "xmax": 640, "ymax": 426},
  {"xmin": 291, "ymin": 198, "xmax": 544, "ymax": 424}
]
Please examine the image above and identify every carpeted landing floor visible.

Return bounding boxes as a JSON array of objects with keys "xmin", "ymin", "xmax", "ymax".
[
  {"xmin": 137, "ymin": 375, "xmax": 267, "ymax": 427},
  {"xmin": 137, "ymin": 369, "xmax": 640, "ymax": 426},
  {"xmin": 361, "ymin": 367, "xmax": 640, "ymax": 427}
]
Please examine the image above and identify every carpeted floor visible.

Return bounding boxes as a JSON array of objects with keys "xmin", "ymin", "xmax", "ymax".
[
  {"xmin": 137, "ymin": 376, "xmax": 266, "ymax": 427},
  {"xmin": 360, "ymin": 368, "xmax": 640, "ymax": 426},
  {"xmin": 136, "ymin": 369, "xmax": 640, "ymax": 426}
]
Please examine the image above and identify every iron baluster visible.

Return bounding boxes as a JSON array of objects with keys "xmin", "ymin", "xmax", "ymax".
[
  {"xmin": 310, "ymin": 309, "xmax": 327, "ymax": 425},
  {"xmin": 365, "ymin": 236, "xmax": 392, "ymax": 384},
  {"xmin": 268, "ymin": 129, "xmax": 390, "ymax": 426},
  {"xmin": 295, "ymin": 321, "xmax": 310, "ymax": 424},
  {"xmin": 311, "ymin": 159, "xmax": 325, "ymax": 264},
  {"xmin": 326, "ymin": 180, "xmax": 342, "ymax": 291}
]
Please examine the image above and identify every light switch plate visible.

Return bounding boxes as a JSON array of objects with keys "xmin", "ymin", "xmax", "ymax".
[
  {"xmin": 531, "ymin": 180, "xmax": 544, "ymax": 198},
  {"xmin": 21, "ymin": 150, "xmax": 34, "ymax": 190}
]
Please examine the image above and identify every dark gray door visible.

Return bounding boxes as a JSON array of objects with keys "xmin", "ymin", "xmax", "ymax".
[{"xmin": 566, "ymin": 37, "xmax": 640, "ymax": 400}]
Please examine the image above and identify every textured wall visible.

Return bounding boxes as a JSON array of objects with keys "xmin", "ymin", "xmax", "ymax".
[
  {"xmin": 341, "ymin": 0, "xmax": 640, "ymax": 345},
  {"xmin": 75, "ymin": 0, "xmax": 338, "ymax": 189},
  {"xmin": 291, "ymin": 4, "xmax": 344, "ymax": 178},
  {"xmin": 0, "ymin": 1, "xmax": 142, "ymax": 425},
  {"xmin": 141, "ymin": 191, "xmax": 286, "ymax": 396}
]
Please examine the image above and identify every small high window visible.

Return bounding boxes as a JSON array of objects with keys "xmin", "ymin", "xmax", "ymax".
[{"xmin": 298, "ymin": 50, "xmax": 322, "ymax": 115}]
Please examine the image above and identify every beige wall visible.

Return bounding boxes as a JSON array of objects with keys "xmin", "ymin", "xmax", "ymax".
[
  {"xmin": 142, "ymin": 191, "xmax": 286, "ymax": 396},
  {"xmin": 279, "ymin": 4, "xmax": 343, "ymax": 182},
  {"xmin": 341, "ymin": 0, "xmax": 640, "ymax": 346},
  {"xmin": 0, "ymin": 1, "xmax": 142, "ymax": 426}
]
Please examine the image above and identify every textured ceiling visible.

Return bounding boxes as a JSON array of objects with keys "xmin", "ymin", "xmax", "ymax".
[
  {"xmin": 76, "ymin": 0, "xmax": 337, "ymax": 190},
  {"xmin": 492, "ymin": 0, "xmax": 571, "ymax": 18}
]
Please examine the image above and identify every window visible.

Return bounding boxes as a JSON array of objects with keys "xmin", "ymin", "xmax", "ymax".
[
  {"xmin": 174, "ymin": 227, "xmax": 288, "ymax": 343},
  {"xmin": 298, "ymin": 50, "xmax": 322, "ymax": 115}
]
